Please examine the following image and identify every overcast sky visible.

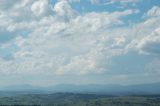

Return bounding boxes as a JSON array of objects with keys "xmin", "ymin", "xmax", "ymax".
[{"xmin": 0, "ymin": 0, "xmax": 160, "ymax": 87}]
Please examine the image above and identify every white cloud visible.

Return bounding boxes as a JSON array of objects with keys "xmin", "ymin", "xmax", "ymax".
[
  {"xmin": 0, "ymin": 0, "xmax": 138, "ymax": 75},
  {"xmin": 126, "ymin": 6, "xmax": 160, "ymax": 55},
  {"xmin": 53, "ymin": 0, "xmax": 77, "ymax": 19},
  {"xmin": 137, "ymin": 28, "xmax": 160, "ymax": 54},
  {"xmin": 146, "ymin": 6, "xmax": 160, "ymax": 17},
  {"xmin": 31, "ymin": 0, "xmax": 52, "ymax": 16},
  {"xmin": 0, "ymin": 0, "xmax": 159, "ymax": 82}
]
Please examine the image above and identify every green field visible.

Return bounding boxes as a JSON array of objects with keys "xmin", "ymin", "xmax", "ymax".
[{"xmin": 0, "ymin": 93, "xmax": 160, "ymax": 106}]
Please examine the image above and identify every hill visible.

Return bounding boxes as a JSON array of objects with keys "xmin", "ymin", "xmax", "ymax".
[{"xmin": 0, "ymin": 93, "xmax": 160, "ymax": 106}]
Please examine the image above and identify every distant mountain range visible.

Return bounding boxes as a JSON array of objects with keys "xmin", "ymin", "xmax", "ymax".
[
  {"xmin": 0, "ymin": 82, "xmax": 160, "ymax": 96},
  {"xmin": 47, "ymin": 83, "xmax": 160, "ymax": 95}
]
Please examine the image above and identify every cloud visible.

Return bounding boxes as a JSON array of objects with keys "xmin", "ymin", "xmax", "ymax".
[
  {"xmin": 146, "ymin": 6, "xmax": 160, "ymax": 17},
  {"xmin": 0, "ymin": 0, "xmax": 139, "ymax": 75},
  {"xmin": 31, "ymin": 0, "xmax": 52, "ymax": 16},
  {"xmin": 90, "ymin": 0, "xmax": 142, "ymax": 5},
  {"xmin": 0, "ymin": 0, "xmax": 160, "ymax": 87},
  {"xmin": 0, "ymin": 0, "xmax": 21, "ymax": 10},
  {"xmin": 126, "ymin": 6, "xmax": 160, "ymax": 55},
  {"xmin": 53, "ymin": 0, "xmax": 77, "ymax": 19},
  {"xmin": 137, "ymin": 28, "xmax": 160, "ymax": 55}
]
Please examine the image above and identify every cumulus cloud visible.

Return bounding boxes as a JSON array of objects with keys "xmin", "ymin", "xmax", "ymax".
[
  {"xmin": 146, "ymin": 6, "xmax": 160, "ymax": 17},
  {"xmin": 125, "ymin": 6, "xmax": 160, "ymax": 55},
  {"xmin": 137, "ymin": 28, "xmax": 160, "ymax": 54},
  {"xmin": 53, "ymin": 0, "xmax": 77, "ymax": 20},
  {"xmin": 0, "ymin": 0, "xmax": 159, "ymax": 84},
  {"xmin": 0, "ymin": 0, "xmax": 139, "ymax": 75},
  {"xmin": 31, "ymin": 0, "xmax": 52, "ymax": 16}
]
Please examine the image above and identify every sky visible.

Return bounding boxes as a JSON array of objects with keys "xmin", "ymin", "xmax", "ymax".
[{"xmin": 0, "ymin": 0, "xmax": 160, "ymax": 87}]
